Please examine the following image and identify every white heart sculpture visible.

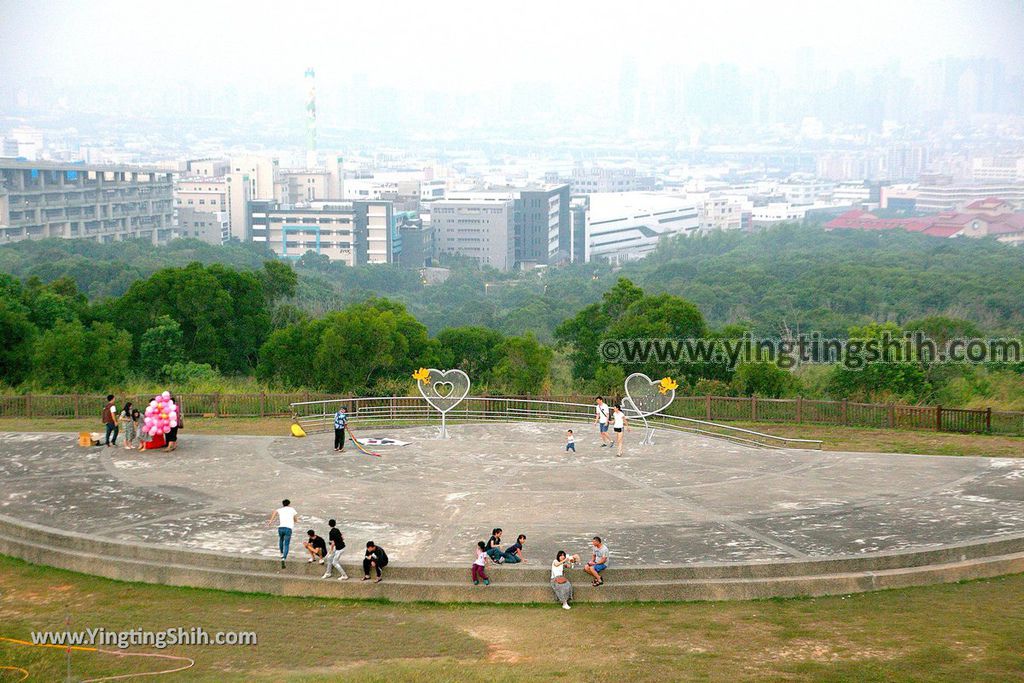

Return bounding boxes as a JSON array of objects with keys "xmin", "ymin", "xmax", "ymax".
[
  {"xmin": 417, "ymin": 368, "xmax": 470, "ymax": 414},
  {"xmin": 623, "ymin": 372, "xmax": 676, "ymax": 418}
]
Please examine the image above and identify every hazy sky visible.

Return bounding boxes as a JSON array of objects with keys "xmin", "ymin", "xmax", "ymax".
[{"xmin": 2, "ymin": 0, "xmax": 1023, "ymax": 91}]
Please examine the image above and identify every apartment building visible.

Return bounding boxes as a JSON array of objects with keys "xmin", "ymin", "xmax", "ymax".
[{"xmin": 0, "ymin": 160, "xmax": 174, "ymax": 244}]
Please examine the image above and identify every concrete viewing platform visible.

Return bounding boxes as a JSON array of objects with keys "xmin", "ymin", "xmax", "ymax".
[{"xmin": 1, "ymin": 424, "xmax": 1023, "ymax": 602}]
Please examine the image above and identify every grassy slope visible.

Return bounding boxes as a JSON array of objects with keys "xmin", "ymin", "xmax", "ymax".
[{"xmin": 0, "ymin": 556, "xmax": 1022, "ymax": 682}]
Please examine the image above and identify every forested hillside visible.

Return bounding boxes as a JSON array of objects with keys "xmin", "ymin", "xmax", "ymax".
[{"xmin": 1, "ymin": 225, "xmax": 1021, "ymax": 407}]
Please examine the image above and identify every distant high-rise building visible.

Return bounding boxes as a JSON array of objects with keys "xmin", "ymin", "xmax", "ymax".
[
  {"xmin": 395, "ymin": 211, "xmax": 431, "ymax": 268},
  {"xmin": 446, "ymin": 184, "xmax": 571, "ymax": 266},
  {"xmin": 568, "ymin": 195, "xmax": 591, "ymax": 264},
  {"xmin": 518, "ymin": 184, "xmax": 570, "ymax": 265}
]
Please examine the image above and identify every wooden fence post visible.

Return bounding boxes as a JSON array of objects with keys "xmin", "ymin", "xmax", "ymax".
[
  {"xmin": 215, "ymin": 393, "xmax": 221, "ymax": 418},
  {"xmin": 259, "ymin": 392, "xmax": 265, "ymax": 418},
  {"xmin": 751, "ymin": 395, "xmax": 758, "ymax": 421},
  {"xmin": 26, "ymin": 394, "xmax": 32, "ymax": 419},
  {"xmin": 841, "ymin": 399, "xmax": 848, "ymax": 425},
  {"xmin": 74, "ymin": 394, "xmax": 80, "ymax": 419},
  {"xmin": 936, "ymin": 405, "xmax": 943, "ymax": 431},
  {"xmin": 705, "ymin": 395, "xmax": 712, "ymax": 421},
  {"xmin": 986, "ymin": 407, "xmax": 992, "ymax": 433},
  {"xmin": 888, "ymin": 403, "xmax": 895, "ymax": 429},
  {"xmin": 796, "ymin": 396, "xmax": 803, "ymax": 423}
]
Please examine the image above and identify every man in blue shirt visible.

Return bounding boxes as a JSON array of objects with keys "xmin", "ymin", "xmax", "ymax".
[{"xmin": 333, "ymin": 406, "xmax": 348, "ymax": 452}]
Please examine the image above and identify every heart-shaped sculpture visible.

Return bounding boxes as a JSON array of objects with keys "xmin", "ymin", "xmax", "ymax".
[
  {"xmin": 623, "ymin": 372, "xmax": 676, "ymax": 418},
  {"xmin": 417, "ymin": 368, "xmax": 470, "ymax": 414}
]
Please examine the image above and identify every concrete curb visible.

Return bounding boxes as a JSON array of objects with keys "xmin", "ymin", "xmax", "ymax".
[{"xmin": 2, "ymin": 515, "xmax": 1023, "ymax": 603}]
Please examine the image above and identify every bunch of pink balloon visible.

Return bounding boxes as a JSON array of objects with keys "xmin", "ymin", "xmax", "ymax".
[{"xmin": 143, "ymin": 391, "xmax": 178, "ymax": 436}]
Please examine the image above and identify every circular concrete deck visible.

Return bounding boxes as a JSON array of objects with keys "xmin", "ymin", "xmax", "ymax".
[{"xmin": 2, "ymin": 424, "xmax": 1023, "ymax": 570}]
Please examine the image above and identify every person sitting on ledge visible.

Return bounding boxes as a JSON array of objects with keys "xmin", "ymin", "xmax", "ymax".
[
  {"xmin": 583, "ymin": 536, "xmax": 608, "ymax": 587},
  {"xmin": 485, "ymin": 528, "xmax": 504, "ymax": 563},
  {"xmin": 551, "ymin": 550, "xmax": 580, "ymax": 610},
  {"xmin": 303, "ymin": 529, "xmax": 327, "ymax": 564},
  {"xmin": 363, "ymin": 541, "xmax": 388, "ymax": 582},
  {"xmin": 502, "ymin": 534, "xmax": 527, "ymax": 564}
]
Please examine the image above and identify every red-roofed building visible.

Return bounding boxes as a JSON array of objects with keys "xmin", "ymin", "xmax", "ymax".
[
  {"xmin": 963, "ymin": 197, "xmax": 1013, "ymax": 216},
  {"xmin": 922, "ymin": 213, "xmax": 972, "ymax": 238},
  {"xmin": 824, "ymin": 210, "xmax": 920, "ymax": 232},
  {"xmin": 824, "ymin": 204, "xmax": 1024, "ymax": 245}
]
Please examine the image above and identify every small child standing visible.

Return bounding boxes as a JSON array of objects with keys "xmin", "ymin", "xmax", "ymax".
[
  {"xmin": 565, "ymin": 429, "xmax": 576, "ymax": 453},
  {"xmin": 472, "ymin": 541, "xmax": 491, "ymax": 585}
]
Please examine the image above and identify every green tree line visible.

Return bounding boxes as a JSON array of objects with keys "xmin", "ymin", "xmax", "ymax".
[{"xmin": 1, "ymin": 224, "xmax": 1021, "ymax": 408}]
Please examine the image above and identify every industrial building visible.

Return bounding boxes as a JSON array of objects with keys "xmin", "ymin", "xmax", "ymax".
[
  {"xmin": 587, "ymin": 192, "xmax": 700, "ymax": 263},
  {"xmin": 248, "ymin": 199, "xmax": 394, "ymax": 266}
]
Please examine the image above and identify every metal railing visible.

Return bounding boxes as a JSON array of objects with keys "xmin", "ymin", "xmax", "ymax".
[
  {"xmin": 4, "ymin": 392, "xmax": 1017, "ymax": 436},
  {"xmin": 290, "ymin": 396, "xmax": 824, "ymax": 450}
]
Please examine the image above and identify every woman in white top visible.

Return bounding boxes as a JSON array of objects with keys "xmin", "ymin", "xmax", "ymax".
[
  {"xmin": 551, "ymin": 550, "xmax": 579, "ymax": 609},
  {"xmin": 612, "ymin": 405, "xmax": 629, "ymax": 457}
]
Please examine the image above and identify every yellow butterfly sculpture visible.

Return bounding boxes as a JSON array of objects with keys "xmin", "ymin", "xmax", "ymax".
[
  {"xmin": 412, "ymin": 367, "xmax": 431, "ymax": 385},
  {"xmin": 658, "ymin": 377, "xmax": 678, "ymax": 395}
]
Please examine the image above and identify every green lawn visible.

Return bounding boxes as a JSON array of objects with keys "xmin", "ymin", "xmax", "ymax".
[{"xmin": 0, "ymin": 555, "xmax": 1022, "ymax": 682}]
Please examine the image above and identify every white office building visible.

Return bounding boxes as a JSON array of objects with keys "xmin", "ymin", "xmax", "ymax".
[{"xmin": 431, "ymin": 196, "xmax": 515, "ymax": 270}]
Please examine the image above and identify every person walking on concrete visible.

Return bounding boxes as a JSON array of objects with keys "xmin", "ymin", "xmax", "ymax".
[
  {"xmin": 583, "ymin": 536, "xmax": 609, "ymax": 587},
  {"xmin": 267, "ymin": 499, "xmax": 298, "ymax": 569},
  {"xmin": 594, "ymin": 397, "xmax": 612, "ymax": 447},
  {"xmin": 321, "ymin": 519, "xmax": 348, "ymax": 580},
  {"xmin": 471, "ymin": 541, "xmax": 491, "ymax": 586},
  {"xmin": 102, "ymin": 394, "xmax": 119, "ymax": 447},
  {"xmin": 612, "ymin": 405, "xmax": 629, "ymax": 457},
  {"xmin": 362, "ymin": 541, "xmax": 388, "ymax": 582},
  {"xmin": 333, "ymin": 406, "xmax": 348, "ymax": 452}
]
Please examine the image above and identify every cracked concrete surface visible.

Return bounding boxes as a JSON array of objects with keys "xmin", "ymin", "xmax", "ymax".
[{"xmin": 1, "ymin": 425, "xmax": 1023, "ymax": 566}]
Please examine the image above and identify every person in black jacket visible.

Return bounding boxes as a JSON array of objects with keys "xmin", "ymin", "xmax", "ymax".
[{"xmin": 362, "ymin": 541, "xmax": 388, "ymax": 582}]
